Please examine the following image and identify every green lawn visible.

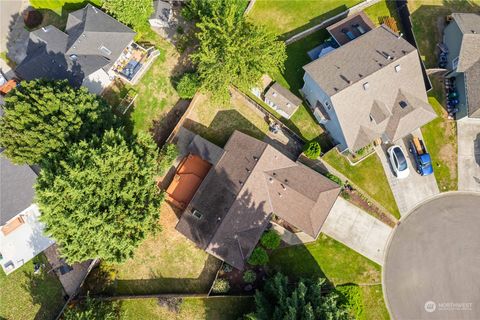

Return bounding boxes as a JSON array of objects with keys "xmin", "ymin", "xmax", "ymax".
[
  {"xmin": 247, "ymin": 0, "xmax": 362, "ymax": 38},
  {"xmin": 408, "ymin": 0, "xmax": 480, "ymax": 68},
  {"xmin": 184, "ymin": 94, "xmax": 269, "ymax": 147},
  {"xmin": 363, "ymin": 0, "xmax": 400, "ymax": 28},
  {"xmin": 421, "ymin": 76, "xmax": 457, "ymax": 191},
  {"xmin": 119, "ymin": 296, "xmax": 254, "ymax": 320},
  {"xmin": 92, "ymin": 203, "xmax": 221, "ymax": 295},
  {"xmin": 323, "ymin": 150, "xmax": 400, "ymax": 218},
  {"xmin": 0, "ymin": 254, "xmax": 65, "ymax": 320},
  {"xmin": 269, "ymin": 234, "xmax": 388, "ymax": 319}
]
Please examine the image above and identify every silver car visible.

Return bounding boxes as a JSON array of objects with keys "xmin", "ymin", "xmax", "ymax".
[{"xmin": 387, "ymin": 145, "xmax": 410, "ymax": 179}]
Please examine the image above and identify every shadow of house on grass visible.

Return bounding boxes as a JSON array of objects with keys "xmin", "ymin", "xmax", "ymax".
[
  {"xmin": 183, "ymin": 109, "xmax": 267, "ymax": 147},
  {"xmin": 409, "ymin": 0, "xmax": 480, "ymax": 68}
]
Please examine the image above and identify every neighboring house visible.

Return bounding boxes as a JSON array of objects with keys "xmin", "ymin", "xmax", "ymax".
[
  {"xmin": 15, "ymin": 4, "xmax": 148, "ymax": 93},
  {"xmin": 264, "ymin": 83, "xmax": 302, "ymax": 119},
  {"xmin": 173, "ymin": 130, "xmax": 340, "ymax": 269},
  {"xmin": 302, "ymin": 24, "xmax": 437, "ymax": 152},
  {"xmin": 149, "ymin": 0, "xmax": 173, "ymax": 28},
  {"xmin": 0, "ymin": 154, "xmax": 54, "ymax": 275},
  {"xmin": 443, "ymin": 13, "xmax": 480, "ymax": 119}
]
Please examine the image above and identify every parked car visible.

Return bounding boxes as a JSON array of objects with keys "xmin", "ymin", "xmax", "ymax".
[
  {"xmin": 409, "ymin": 136, "xmax": 433, "ymax": 176},
  {"xmin": 387, "ymin": 145, "xmax": 410, "ymax": 179}
]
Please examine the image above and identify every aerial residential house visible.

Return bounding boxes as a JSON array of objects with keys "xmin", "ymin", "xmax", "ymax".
[
  {"xmin": 149, "ymin": 0, "xmax": 173, "ymax": 28},
  {"xmin": 264, "ymin": 83, "xmax": 302, "ymax": 119},
  {"xmin": 443, "ymin": 13, "xmax": 480, "ymax": 119},
  {"xmin": 0, "ymin": 154, "xmax": 54, "ymax": 274},
  {"xmin": 302, "ymin": 24, "xmax": 437, "ymax": 152},
  {"xmin": 171, "ymin": 130, "xmax": 340, "ymax": 269},
  {"xmin": 15, "ymin": 4, "xmax": 156, "ymax": 93}
]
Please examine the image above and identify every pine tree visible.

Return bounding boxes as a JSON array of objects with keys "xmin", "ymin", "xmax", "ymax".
[
  {"xmin": 35, "ymin": 129, "xmax": 163, "ymax": 263},
  {"xmin": 0, "ymin": 80, "xmax": 113, "ymax": 165}
]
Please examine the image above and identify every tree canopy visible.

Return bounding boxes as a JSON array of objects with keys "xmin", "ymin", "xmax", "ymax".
[
  {"xmin": 0, "ymin": 80, "xmax": 113, "ymax": 165},
  {"xmin": 103, "ymin": 0, "xmax": 153, "ymax": 30},
  {"xmin": 246, "ymin": 273, "xmax": 351, "ymax": 320},
  {"xmin": 36, "ymin": 129, "xmax": 163, "ymax": 264},
  {"xmin": 190, "ymin": 0, "xmax": 286, "ymax": 100}
]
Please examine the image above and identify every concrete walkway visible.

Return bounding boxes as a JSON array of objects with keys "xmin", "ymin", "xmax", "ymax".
[
  {"xmin": 273, "ymin": 197, "xmax": 394, "ymax": 266},
  {"xmin": 457, "ymin": 118, "xmax": 480, "ymax": 192},
  {"xmin": 375, "ymin": 129, "xmax": 440, "ymax": 216},
  {"xmin": 321, "ymin": 198, "xmax": 393, "ymax": 265}
]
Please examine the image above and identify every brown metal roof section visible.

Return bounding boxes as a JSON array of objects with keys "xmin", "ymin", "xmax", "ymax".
[{"xmin": 166, "ymin": 154, "xmax": 212, "ymax": 210}]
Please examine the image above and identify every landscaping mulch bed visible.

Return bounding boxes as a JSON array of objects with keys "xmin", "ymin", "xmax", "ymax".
[
  {"xmin": 341, "ymin": 188, "xmax": 397, "ymax": 227},
  {"xmin": 215, "ymin": 266, "xmax": 267, "ymax": 296}
]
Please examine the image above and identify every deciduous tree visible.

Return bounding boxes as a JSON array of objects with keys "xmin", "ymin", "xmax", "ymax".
[
  {"xmin": 36, "ymin": 129, "xmax": 163, "ymax": 263},
  {"xmin": 191, "ymin": 0, "xmax": 286, "ymax": 101},
  {"xmin": 0, "ymin": 80, "xmax": 113, "ymax": 165}
]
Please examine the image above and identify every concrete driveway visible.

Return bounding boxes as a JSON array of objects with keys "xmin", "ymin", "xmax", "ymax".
[
  {"xmin": 376, "ymin": 129, "xmax": 440, "ymax": 216},
  {"xmin": 384, "ymin": 193, "xmax": 480, "ymax": 319},
  {"xmin": 320, "ymin": 197, "xmax": 393, "ymax": 265},
  {"xmin": 457, "ymin": 119, "xmax": 480, "ymax": 192}
]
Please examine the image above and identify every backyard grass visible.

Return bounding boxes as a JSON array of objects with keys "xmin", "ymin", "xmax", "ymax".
[
  {"xmin": 408, "ymin": 0, "xmax": 480, "ymax": 68},
  {"xmin": 421, "ymin": 76, "xmax": 458, "ymax": 191},
  {"xmin": 0, "ymin": 254, "xmax": 65, "ymax": 320},
  {"xmin": 269, "ymin": 233, "xmax": 388, "ymax": 320},
  {"xmin": 364, "ymin": 0, "xmax": 401, "ymax": 29},
  {"xmin": 247, "ymin": 0, "xmax": 362, "ymax": 38},
  {"xmin": 119, "ymin": 296, "xmax": 254, "ymax": 320},
  {"xmin": 184, "ymin": 94, "xmax": 269, "ymax": 147},
  {"xmin": 107, "ymin": 203, "xmax": 221, "ymax": 295},
  {"xmin": 323, "ymin": 149, "xmax": 400, "ymax": 218}
]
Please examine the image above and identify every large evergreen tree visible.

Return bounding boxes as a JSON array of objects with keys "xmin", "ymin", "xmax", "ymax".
[
  {"xmin": 35, "ymin": 129, "xmax": 163, "ymax": 263},
  {"xmin": 246, "ymin": 273, "xmax": 351, "ymax": 320},
  {"xmin": 0, "ymin": 80, "xmax": 113, "ymax": 165},
  {"xmin": 103, "ymin": 0, "xmax": 153, "ymax": 30},
  {"xmin": 190, "ymin": 0, "xmax": 286, "ymax": 100}
]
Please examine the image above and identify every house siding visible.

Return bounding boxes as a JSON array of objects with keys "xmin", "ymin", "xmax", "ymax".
[
  {"xmin": 443, "ymin": 21, "xmax": 463, "ymax": 70},
  {"xmin": 302, "ymin": 72, "xmax": 348, "ymax": 150}
]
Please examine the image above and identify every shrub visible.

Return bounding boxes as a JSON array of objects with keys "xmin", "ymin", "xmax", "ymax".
[
  {"xmin": 326, "ymin": 173, "xmax": 343, "ymax": 185},
  {"xmin": 337, "ymin": 284, "xmax": 364, "ymax": 320},
  {"xmin": 243, "ymin": 270, "xmax": 257, "ymax": 283},
  {"xmin": 260, "ymin": 230, "xmax": 281, "ymax": 250},
  {"xmin": 176, "ymin": 72, "xmax": 201, "ymax": 99},
  {"xmin": 303, "ymin": 140, "xmax": 321, "ymax": 159},
  {"xmin": 158, "ymin": 143, "xmax": 179, "ymax": 176},
  {"xmin": 222, "ymin": 263, "xmax": 233, "ymax": 273},
  {"xmin": 248, "ymin": 247, "xmax": 269, "ymax": 266},
  {"xmin": 212, "ymin": 278, "xmax": 230, "ymax": 294}
]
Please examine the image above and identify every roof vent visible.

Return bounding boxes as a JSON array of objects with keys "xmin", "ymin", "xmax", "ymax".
[
  {"xmin": 397, "ymin": 33, "xmax": 403, "ymax": 39},
  {"xmin": 253, "ymin": 156, "xmax": 258, "ymax": 161},
  {"xmin": 272, "ymin": 91, "xmax": 277, "ymax": 97},
  {"xmin": 42, "ymin": 26, "xmax": 49, "ymax": 32},
  {"xmin": 269, "ymin": 177, "xmax": 274, "ymax": 184},
  {"xmin": 340, "ymin": 74, "xmax": 351, "ymax": 84},
  {"xmin": 284, "ymin": 179, "xmax": 288, "ymax": 184},
  {"xmin": 471, "ymin": 30, "xmax": 476, "ymax": 34},
  {"xmin": 69, "ymin": 54, "xmax": 78, "ymax": 61},
  {"xmin": 100, "ymin": 45, "xmax": 112, "ymax": 56},
  {"xmin": 280, "ymin": 183, "xmax": 286, "ymax": 191},
  {"xmin": 286, "ymin": 102, "xmax": 291, "ymax": 108},
  {"xmin": 92, "ymin": 6, "xmax": 98, "ymax": 13},
  {"xmin": 363, "ymin": 82, "xmax": 369, "ymax": 90},
  {"xmin": 239, "ymin": 181, "xmax": 243, "ymax": 185},
  {"xmin": 192, "ymin": 209, "xmax": 203, "ymax": 219},
  {"xmin": 246, "ymin": 168, "xmax": 250, "ymax": 172},
  {"xmin": 395, "ymin": 65, "xmax": 401, "ymax": 72}
]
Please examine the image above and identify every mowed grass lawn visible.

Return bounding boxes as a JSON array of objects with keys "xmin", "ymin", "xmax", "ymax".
[
  {"xmin": 323, "ymin": 150, "xmax": 400, "ymax": 218},
  {"xmin": 421, "ymin": 76, "xmax": 457, "ymax": 191},
  {"xmin": 0, "ymin": 254, "xmax": 64, "ymax": 320},
  {"xmin": 108, "ymin": 203, "xmax": 221, "ymax": 295},
  {"xmin": 269, "ymin": 234, "xmax": 388, "ymax": 320},
  {"xmin": 247, "ymin": 0, "xmax": 362, "ymax": 38},
  {"xmin": 119, "ymin": 296, "xmax": 254, "ymax": 320},
  {"xmin": 408, "ymin": 0, "xmax": 480, "ymax": 68},
  {"xmin": 184, "ymin": 94, "xmax": 269, "ymax": 147}
]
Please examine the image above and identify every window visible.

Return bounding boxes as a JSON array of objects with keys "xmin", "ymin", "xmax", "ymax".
[
  {"xmin": 452, "ymin": 56, "xmax": 459, "ymax": 69},
  {"xmin": 395, "ymin": 65, "xmax": 401, "ymax": 72},
  {"xmin": 192, "ymin": 209, "xmax": 203, "ymax": 219},
  {"xmin": 100, "ymin": 45, "xmax": 112, "ymax": 56},
  {"xmin": 325, "ymin": 101, "xmax": 331, "ymax": 110},
  {"xmin": 399, "ymin": 101, "xmax": 408, "ymax": 109}
]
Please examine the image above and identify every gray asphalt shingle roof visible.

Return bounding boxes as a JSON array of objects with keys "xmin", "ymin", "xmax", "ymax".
[
  {"xmin": 0, "ymin": 153, "xmax": 38, "ymax": 225},
  {"xmin": 176, "ymin": 131, "xmax": 340, "ymax": 269},
  {"xmin": 15, "ymin": 4, "xmax": 135, "ymax": 86},
  {"xmin": 264, "ymin": 83, "xmax": 302, "ymax": 117},
  {"xmin": 304, "ymin": 25, "xmax": 437, "ymax": 150}
]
